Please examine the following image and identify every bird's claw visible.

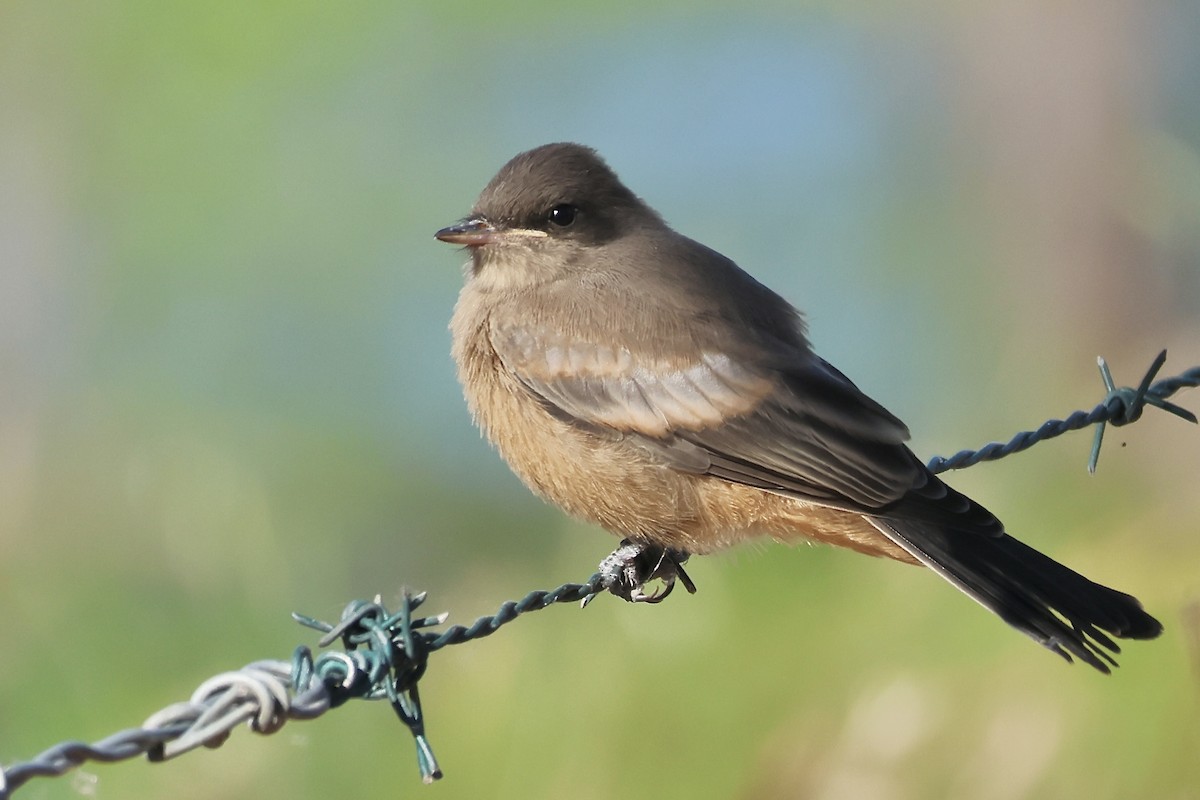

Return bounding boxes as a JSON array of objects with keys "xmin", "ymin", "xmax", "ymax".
[{"xmin": 581, "ymin": 539, "xmax": 696, "ymax": 608}]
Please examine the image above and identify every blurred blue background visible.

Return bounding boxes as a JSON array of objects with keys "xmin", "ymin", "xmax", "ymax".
[{"xmin": 2, "ymin": 2, "xmax": 1198, "ymax": 798}]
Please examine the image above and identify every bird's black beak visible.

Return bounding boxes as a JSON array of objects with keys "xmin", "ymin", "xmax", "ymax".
[{"xmin": 435, "ymin": 217, "xmax": 499, "ymax": 247}]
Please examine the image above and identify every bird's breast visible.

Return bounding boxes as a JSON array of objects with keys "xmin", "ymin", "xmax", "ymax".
[{"xmin": 450, "ymin": 285, "xmax": 717, "ymax": 545}]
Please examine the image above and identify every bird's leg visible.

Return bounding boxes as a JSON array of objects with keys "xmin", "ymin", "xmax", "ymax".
[{"xmin": 582, "ymin": 539, "xmax": 696, "ymax": 607}]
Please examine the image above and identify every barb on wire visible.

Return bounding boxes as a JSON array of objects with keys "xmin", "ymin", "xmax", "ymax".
[
  {"xmin": 0, "ymin": 579, "xmax": 605, "ymax": 799},
  {"xmin": 924, "ymin": 350, "xmax": 1198, "ymax": 475},
  {"xmin": 1, "ymin": 352, "xmax": 1197, "ymax": 799}
]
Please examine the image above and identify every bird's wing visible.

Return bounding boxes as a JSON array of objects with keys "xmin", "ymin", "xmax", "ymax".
[{"xmin": 489, "ymin": 320, "xmax": 959, "ymax": 518}]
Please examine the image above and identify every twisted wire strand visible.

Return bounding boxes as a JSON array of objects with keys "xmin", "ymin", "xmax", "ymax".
[
  {"xmin": 1, "ymin": 353, "xmax": 1196, "ymax": 798},
  {"xmin": 925, "ymin": 352, "xmax": 1198, "ymax": 473}
]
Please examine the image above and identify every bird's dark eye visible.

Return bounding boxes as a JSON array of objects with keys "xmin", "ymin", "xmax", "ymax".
[{"xmin": 547, "ymin": 204, "xmax": 577, "ymax": 227}]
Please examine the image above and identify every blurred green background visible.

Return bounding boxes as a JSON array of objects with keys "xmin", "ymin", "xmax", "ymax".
[{"xmin": 2, "ymin": 1, "xmax": 1199, "ymax": 798}]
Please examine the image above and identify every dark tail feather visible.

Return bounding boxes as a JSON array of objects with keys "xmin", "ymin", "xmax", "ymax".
[{"xmin": 870, "ymin": 518, "xmax": 1162, "ymax": 673}]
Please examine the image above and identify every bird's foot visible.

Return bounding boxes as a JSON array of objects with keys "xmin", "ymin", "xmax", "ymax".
[{"xmin": 581, "ymin": 539, "xmax": 696, "ymax": 607}]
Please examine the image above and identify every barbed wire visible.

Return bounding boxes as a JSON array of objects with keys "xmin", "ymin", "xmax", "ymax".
[
  {"xmin": 1, "ymin": 351, "xmax": 1196, "ymax": 798},
  {"xmin": 926, "ymin": 350, "xmax": 1198, "ymax": 474}
]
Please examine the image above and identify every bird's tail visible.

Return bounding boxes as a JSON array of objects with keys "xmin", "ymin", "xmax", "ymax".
[{"xmin": 870, "ymin": 517, "xmax": 1162, "ymax": 673}]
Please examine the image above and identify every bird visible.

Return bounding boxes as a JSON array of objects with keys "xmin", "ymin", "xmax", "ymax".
[{"xmin": 435, "ymin": 142, "xmax": 1162, "ymax": 673}]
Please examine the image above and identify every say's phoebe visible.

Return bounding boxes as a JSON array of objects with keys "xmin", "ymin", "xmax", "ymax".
[{"xmin": 436, "ymin": 142, "xmax": 1161, "ymax": 672}]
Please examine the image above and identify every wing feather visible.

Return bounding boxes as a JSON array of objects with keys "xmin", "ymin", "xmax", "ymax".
[{"xmin": 490, "ymin": 322, "xmax": 933, "ymax": 515}]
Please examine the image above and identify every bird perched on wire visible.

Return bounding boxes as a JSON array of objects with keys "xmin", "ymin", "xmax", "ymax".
[{"xmin": 436, "ymin": 142, "xmax": 1161, "ymax": 673}]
